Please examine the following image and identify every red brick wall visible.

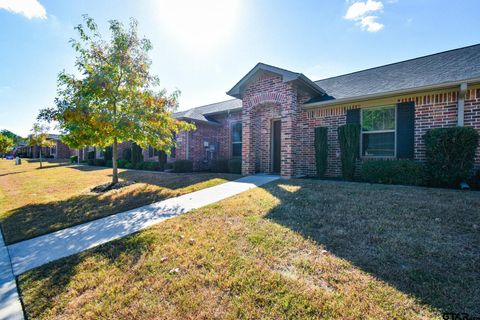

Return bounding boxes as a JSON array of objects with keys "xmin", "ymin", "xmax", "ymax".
[
  {"xmin": 56, "ymin": 141, "xmax": 72, "ymax": 159},
  {"xmin": 174, "ymin": 112, "xmax": 241, "ymax": 171},
  {"xmin": 298, "ymin": 88, "xmax": 480, "ymax": 177},
  {"xmin": 241, "ymin": 72, "xmax": 303, "ymax": 177},
  {"xmin": 297, "ymin": 107, "xmax": 349, "ymax": 177},
  {"xmin": 174, "ymin": 82, "xmax": 480, "ymax": 177},
  {"xmin": 463, "ymin": 88, "xmax": 480, "ymax": 170}
]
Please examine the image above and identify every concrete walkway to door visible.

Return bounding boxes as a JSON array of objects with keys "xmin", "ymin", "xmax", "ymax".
[{"xmin": 7, "ymin": 174, "xmax": 279, "ymax": 276}]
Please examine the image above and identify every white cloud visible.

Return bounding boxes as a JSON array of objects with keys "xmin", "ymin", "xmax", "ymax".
[
  {"xmin": 359, "ymin": 15, "xmax": 384, "ymax": 32},
  {"xmin": 344, "ymin": 0, "xmax": 384, "ymax": 32},
  {"xmin": 0, "ymin": 0, "xmax": 46, "ymax": 19}
]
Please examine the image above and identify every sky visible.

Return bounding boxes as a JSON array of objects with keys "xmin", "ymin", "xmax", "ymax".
[{"xmin": 0, "ymin": 0, "xmax": 479, "ymax": 137}]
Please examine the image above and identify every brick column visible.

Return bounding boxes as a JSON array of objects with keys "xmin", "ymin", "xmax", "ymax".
[
  {"xmin": 280, "ymin": 86, "xmax": 297, "ymax": 178},
  {"xmin": 241, "ymin": 100, "xmax": 255, "ymax": 175}
]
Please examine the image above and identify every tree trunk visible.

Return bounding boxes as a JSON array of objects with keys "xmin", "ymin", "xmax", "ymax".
[
  {"xmin": 112, "ymin": 138, "xmax": 118, "ymax": 184},
  {"xmin": 39, "ymin": 148, "xmax": 43, "ymax": 169}
]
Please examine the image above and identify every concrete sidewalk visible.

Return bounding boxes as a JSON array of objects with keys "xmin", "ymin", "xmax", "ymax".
[
  {"xmin": 0, "ymin": 232, "xmax": 23, "ymax": 320},
  {"xmin": 8, "ymin": 174, "xmax": 279, "ymax": 276}
]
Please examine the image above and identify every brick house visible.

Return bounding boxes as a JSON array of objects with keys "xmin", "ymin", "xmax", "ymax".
[
  {"xmin": 171, "ymin": 44, "xmax": 480, "ymax": 178},
  {"xmin": 16, "ymin": 134, "xmax": 72, "ymax": 159}
]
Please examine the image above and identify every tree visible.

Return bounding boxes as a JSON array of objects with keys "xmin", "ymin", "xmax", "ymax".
[
  {"xmin": 0, "ymin": 134, "xmax": 14, "ymax": 158},
  {"xmin": 27, "ymin": 123, "xmax": 55, "ymax": 168},
  {"xmin": 39, "ymin": 16, "xmax": 193, "ymax": 184},
  {"xmin": 0, "ymin": 130, "xmax": 25, "ymax": 146}
]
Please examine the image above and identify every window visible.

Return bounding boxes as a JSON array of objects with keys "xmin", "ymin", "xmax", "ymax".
[
  {"xmin": 148, "ymin": 146, "xmax": 159, "ymax": 157},
  {"xmin": 361, "ymin": 106, "xmax": 396, "ymax": 157},
  {"xmin": 231, "ymin": 122, "xmax": 242, "ymax": 157}
]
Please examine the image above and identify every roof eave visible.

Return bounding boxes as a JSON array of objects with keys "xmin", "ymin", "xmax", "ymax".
[
  {"xmin": 175, "ymin": 116, "xmax": 222, "ymax": 126},
  {"xmin": 302, "ymin": 77, "xmax": 480, "ymax": 109},
  {"xmin": 202, "ymin": 107, "xmax": 242, "ymax": 116}
]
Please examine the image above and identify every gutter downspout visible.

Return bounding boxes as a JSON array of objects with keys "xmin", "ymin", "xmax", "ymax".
[{"xmin": 457, "ymin": 82, "xmax": 467, "ymax": 126}]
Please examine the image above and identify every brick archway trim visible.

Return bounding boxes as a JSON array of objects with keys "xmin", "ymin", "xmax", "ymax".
[{"xmin": 246, "ymin": 92, "xmax": 287, "ymax": 107}]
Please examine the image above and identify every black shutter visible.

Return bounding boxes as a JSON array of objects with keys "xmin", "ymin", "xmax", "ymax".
[
  {"xmin": 346, "ymin": 108, "xmax": 361, "ymax": 158},
  {"xmin": 396, "ymin": 102, "xmax": 415, "ymax": 159},
  {"xmin": 346, "ymin": 108, "xmax": 360, "ymax": 124}
]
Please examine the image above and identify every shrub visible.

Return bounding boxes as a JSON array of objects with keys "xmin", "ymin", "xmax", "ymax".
[
  {"xmin": 117, "ymin": 159, "xmax": 130, "ymax": 169},
  {"xmin": 338, "ymin": 124, "xmax": 360, "ymax": 180},
  {"xmin": 124, "ymin": 162, "xmax": 133, "ymax": 169},
  {"xmin": 87, "ymin": 158, "xmax": 95, "ymax": 166},
  {"xmin": 173, "ymin": 160, "xmax": 193, "ymax": 173},
  {"xmin": 105, "ymin": 160, "xmax": 113, "ymax": 167},
  {"xmin": 314, "ymin": 127, "xmax": 328, "ymax": 177},
  {"xmin": 210, "ymin": 159, "xmax": 229, "ymax": 173},
  {"xmin": 425, "ymin": 127, "xmax": 479, "ymax": 187},
  {"xmin": 131, "ymin": 143, "xmax": 143, "ymax": 166},
  {"xmin": 122, "ymin": 148, "xmax": 132, "ymax": 161},
  {"xmin": 228, "ymin": 158, "xmax": 242, "ymax": 174},
  {"xmin": 141, "ymin": 161, "xmax": 160, "ymax": 171},
  {"xmin": 70, "ymin": 155, "xmax": 78, "ymax": 164},
  {"xmin": 93, "ymin": 158, "xmax": 105, "ymax": 166},
  {"xmin": 87, "ymin": 150, "xmax": 95, "ymax": 160},
  {"xmin": 360, "ymin": 160, "xmax": 426, "ymax": 186},
  {"xmin": 165, "ymin": 162, "xmax": 173, "ymax": 170}
]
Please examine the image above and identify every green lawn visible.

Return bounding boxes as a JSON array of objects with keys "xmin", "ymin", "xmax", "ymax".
[
  {"xmin": 0, "ymin": 159, "xmax": 240, "ymax": 244},
  {"xmin": 18, "ymin": 179, "xmax": 480, "ymax": 319}
]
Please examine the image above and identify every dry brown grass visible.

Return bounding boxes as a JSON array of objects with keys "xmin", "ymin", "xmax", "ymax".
[
  {"xmin": 19, "ymin": 179, "xmax": 479, "ymax": 319},
  {"xmin": 0, "ymin": 159, "xmax": 239, "ymax": 244}
]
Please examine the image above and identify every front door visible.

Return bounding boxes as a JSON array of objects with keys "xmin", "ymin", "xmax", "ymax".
[{"xmin": 272, "ymin": 120, "xmax": 281, "ymax": 173}]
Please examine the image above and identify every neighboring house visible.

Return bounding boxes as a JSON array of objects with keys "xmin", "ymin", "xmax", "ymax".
[
  {"xmin": 16, "ymin": 134, "xmax": 73, "ymax": 159},
  {"xmin": 170, "ymin": 44, "xmax": 480, "ymax": 177}
]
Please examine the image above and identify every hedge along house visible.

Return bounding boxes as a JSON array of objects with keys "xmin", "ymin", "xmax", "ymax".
[{"xmin": 174, "ymin": 44, "xmax": 480, "ymax": 178}]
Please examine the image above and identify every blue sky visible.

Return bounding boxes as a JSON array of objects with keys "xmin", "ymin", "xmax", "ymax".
[{"xmin": 0, "ymin": 0, "xmax": 478, "ymax": 136}]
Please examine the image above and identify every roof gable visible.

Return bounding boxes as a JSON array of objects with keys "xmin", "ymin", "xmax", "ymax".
[{"xmin": 226, "ymin": 63, "xmax": 325, "ymax": 98}]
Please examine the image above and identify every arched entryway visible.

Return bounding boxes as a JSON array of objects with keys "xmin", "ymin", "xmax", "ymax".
[
  {"xmin": 241, "ymin": 88, "xmax": 296, "ymax": 177},
  {"xmin": 226, "ymin": 64, "xmax": 324, "ymax": 177}
]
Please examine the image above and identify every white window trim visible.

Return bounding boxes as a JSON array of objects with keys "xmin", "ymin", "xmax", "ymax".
[
  {"xmin": 231, "ymin": 121, "xmax": 242, "ymax": 158},
  {"xmin": 360, "ymin": 105, "xmax": 397, "ymax": 159},
  {"xmin": 50, "ymin": 142, "xmax": 57, "ymax": 156}
]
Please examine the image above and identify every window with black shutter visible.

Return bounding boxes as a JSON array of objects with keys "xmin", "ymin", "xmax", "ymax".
[{"xmin": 360, "ymin": 106, "xmax": 396, "ymax": 157}]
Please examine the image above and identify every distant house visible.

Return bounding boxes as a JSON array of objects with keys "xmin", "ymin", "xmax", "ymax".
[
  {"xmin": 16, "ymin": 134, "xmax": 73, "ymax": 159},
  {"xmin": 163, "ymin": 44, "xmax": 480, "ymax": 177}
]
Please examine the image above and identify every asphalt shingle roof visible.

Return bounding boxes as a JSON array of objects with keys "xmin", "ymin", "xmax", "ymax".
[
  {"xmin": 174, "ymin": 99, "xmax": 242, "ymax": 123},
  {"xmin": 313, "ymin": 44, "xmax": 480, "ymax": 101},
  {"xmin": 176, "ymin": 44, "xmax": 480, "ymax": 121}
]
